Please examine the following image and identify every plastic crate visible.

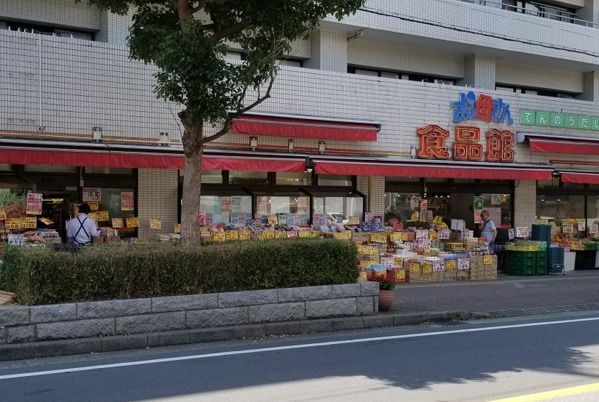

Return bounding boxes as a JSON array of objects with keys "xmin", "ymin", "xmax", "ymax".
[{"xmin": 507, "ymin": 265, "xmax": 536, "ymax": 276}]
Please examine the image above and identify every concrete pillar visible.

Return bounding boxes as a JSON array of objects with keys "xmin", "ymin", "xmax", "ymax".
[
  {"xmin": 138, "ymin": 169, "xmax": 179, "ymax": 238},
  {"xmin": 580, "ymin": 71, "xmax": 599, "ymax": 101},
  {"xmin": 459, "ymin": 54, "xmax": 496, "ymax": 90},
  {"xmin": 514, "ymin": 180, "xmax": 537, "ymax": 228},
  {"xmin": 356, "ymin": 176, "xmax": 385, "ymax": 217},
  {"xmin": 96, "ymin": 10, "xmax": 131, "ymax": 44},
  {"xmin": 304, "ymin": 30, "xmax": 347, "ymax": 73}
]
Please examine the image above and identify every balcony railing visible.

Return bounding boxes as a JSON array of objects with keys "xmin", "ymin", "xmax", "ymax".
[{"xmin": 459, "ymin": 0, "xmax": 594, "ymax": 28}]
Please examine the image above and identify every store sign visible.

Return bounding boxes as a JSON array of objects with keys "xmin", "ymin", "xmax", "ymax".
[
  {"xmin": 451, "ymin": 91, "xmax": 513, "ymax": 125},
  {"xmin": 417, "ymin": 125, "xmax": 515, "ymax": 162},
  {"xmin": 520, "ymin": 109, "xmax": 599, "ymax": 131},
  {"xmin": 26, "ymin": 192, "xmax": 43, "ymax": 215},
  {"xmin": 82, "ymin": 187, "xmax": 102, "ymax": 203}
]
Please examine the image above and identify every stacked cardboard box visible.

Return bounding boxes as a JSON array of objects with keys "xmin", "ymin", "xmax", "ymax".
[{"xmin": 444, "ymin": 259, "xmax": 457, "ymax": 281}]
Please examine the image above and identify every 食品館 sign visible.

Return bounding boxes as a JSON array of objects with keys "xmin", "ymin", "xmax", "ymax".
[{"xmin": 416, "ymin": 91, "xmax": 515, "ymax": 163}]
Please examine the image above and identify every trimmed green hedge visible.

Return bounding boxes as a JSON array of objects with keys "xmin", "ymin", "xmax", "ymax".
[{"xmin": 0, "ymin": 239, "xmax": 358, "ymax": 305}]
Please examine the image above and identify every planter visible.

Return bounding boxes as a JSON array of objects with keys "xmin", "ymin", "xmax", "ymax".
[{"xmin": 378, "ymin": 289, "xmax": 394, "ymax": 311}]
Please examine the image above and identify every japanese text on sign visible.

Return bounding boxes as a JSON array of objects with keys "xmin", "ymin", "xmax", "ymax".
[
  {"xmin": 417, "ymin": 125, "xmax": 515, "ymax": 163},
  {"xmin": 451, "ymin": 91, "xmax": 513, "ymax": 125},
  {"xmin": 82, "ymin": 187, "xmax": 102, "ymax": 203},
  {"xmin": 26, "ymin": 192, "xmax": 43, "ymax": 215}
]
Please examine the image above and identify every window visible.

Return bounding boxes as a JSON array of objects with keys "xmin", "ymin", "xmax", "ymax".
[
  {"xmin": 85, "ymin": 167, "xmax": 133, "ymax": 175},
  {"xmin": 277, "ymin": 58, "xmax": 304, "ymax": 68},
  {"xmin": 229, "ymin": 170, "xmax": 268, "ymax": 185},
  {"xmin": 0, "ymin": 20, "xmax": 94, "ymax": 40},
  {"xmin": 200, "ymin": 195, "xmax": 252, "ymax": 225},
  {"xmin": 317, "ymin": 174, "xmax": 352, "ymax": 187},
  {"xmin": 495, "ymin": 84, "xmax": 577, "ymax": 99},
  {"xmin": 23, "ymin": 165, "xmax": 77, "ymax": 173},
  {"xmin": 276, "ymin": 172, "xmax": 312, "ymax": 186},
  {"xmin": 255, "ymin": 195, "xmax": 310, "ymax": 225},
  {"xmin": 502, "ymin": 1, "xmax": 577, "ymax": 24},
  {"xmin": 348, "ymin": 66, "xmax": 456, "ymax": 85},
  {"xmin": 313, "ymin": 195, "xmax": 363, "ymax": 224}
]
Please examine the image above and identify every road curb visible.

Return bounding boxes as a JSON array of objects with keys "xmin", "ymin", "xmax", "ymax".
[
  {"xmin": 0, "ymin": 311, "xmax": 468, "ymax": 361},
  {"xmin": 2, "ymin": 304, "xmax": 598, "ymax": 362}
]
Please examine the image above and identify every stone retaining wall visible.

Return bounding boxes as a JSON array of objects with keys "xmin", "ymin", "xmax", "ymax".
[{"xmin": 0, "ymin": 282, "xmax": 379, "ymax": 344}]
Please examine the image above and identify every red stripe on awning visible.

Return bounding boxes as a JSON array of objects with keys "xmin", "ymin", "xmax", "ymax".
[
  {"xmin": 0, "ymin": 149, "xmax": 306, "ymax": 172},
  {"xmin": 232, "ymin": 114, "xmax": 378, "ymax": 141},
  {"xmin": 561, "ymin": 172, "xmax": 599, "ymax": 185},
  {"xmin": 315, "ymin": 161, "xmax": 553, "ymax": 181},
  {"xmin": 529, "ymin": 138, "xmax": 599, "ymax": 155}
]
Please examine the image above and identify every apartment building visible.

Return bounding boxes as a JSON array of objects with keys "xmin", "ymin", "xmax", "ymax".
[{"xmin": 1, "ymin": 0, "xmax": 599, "ymax": 238}]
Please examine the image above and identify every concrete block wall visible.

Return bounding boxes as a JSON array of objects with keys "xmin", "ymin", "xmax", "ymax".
[
  {"xmin": 0, "ymin": 282, "xmax": 378, "ymax": 344},
  {"xmin": 137, "ymin": 169, "xmax": 178, "ymax": 237}
]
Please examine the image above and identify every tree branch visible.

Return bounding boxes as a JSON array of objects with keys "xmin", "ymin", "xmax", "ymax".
[
  {"xmin": 191, "ymin": 1, "xmax": 206, "ymax": 14},
  {"xmin": 211, "ymin": 22, "xmax": 248, "ymax": 42},
  {"xmin": 202, "ymin": 73, "xmax": 277, "ymax": 144}
]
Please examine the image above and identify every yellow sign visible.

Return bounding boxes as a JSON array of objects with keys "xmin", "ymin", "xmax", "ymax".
[
  {"xmin": 111, "ymin": 218, "xmax": 124, "ymax": 228},
  {"xmin": 370, "ymin": 233, "xmax": 387, "ymax": 243},
  {"xmin": 95, "ymin": 211, "xmax": 110, "ymax": 222},
  {"xmin": 359, "ymin": 271, "xmax": 368, "ymax": 281},
  {"xmin": 260, "ymin": 231, "xmax": 275, "ymax": 240},
  {"xmin": 5, "ymin": 218, "xmax": 22, "ymax": 230},
  {"xmin": 394, "ymin": 270, "xmax": 406, "ymax": 281},
  {"xmin": 88, "ymin": 202, "xmax": 99, "ymax": 211},
  {"xmin": 310, "ymin": 231, "xmax": 321, "ymax": 238},
  {"xmin": 483, "ymin": 255, "xmax": 493, "ymax": 265},
  {"xmin": 446, "ymin": 259, "xmax": 457, "ymax": 270},
  {"xmin": 213, "ymin": 231, "xmax": 226, "ymax": 242},
  {"xmin": 422, "ymin": 264, "xmax": 433, "ymax": 274},
  {"xmin": 409, "ymin": 262, "xmax": 420, "ymax": 274},
  {"xmin": 0, "ymin": 210, "xmax": 6, "ymax": 221},
  {"xmin": 298, "ymin": 230, "xmax": 311, "ymax": 238},
  {"xmin": 239, "ymin": 230, "xmax": 252, "ymax": 241},
  {"xmin": 268, "ymin": 215, "xmax": 278, "ymax": 225},
  {"xmin": 333, "ymin": 231, "xmax": 352, "ymax": 241},
  {"xmin": 126, "ymin": 217, "xmax": 139, "ymax": 228},
  {"xmin": 174, "ymin": 224, "xmax": 181, "ymax": 234},
  {"xmin": 389, "ymin": 232, "xmax": 402, "ymax": 242},
  {"xmin": 23, "ymin": 217, "xmax": 37, "ymax": 229},
  {"xmin": 225, "ymin": 230, "xmax": 239, "ymax": 241},
  {"xmin": 275, "ymin": 230, "xmax": 287, "ymax": 239},
  {"xmin": 150, "ymin": 219, "xmax": 162, "ymax": 230}
]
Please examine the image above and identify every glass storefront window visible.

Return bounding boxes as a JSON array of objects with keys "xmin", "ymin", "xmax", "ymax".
[
  {"xmin": 276, "ymin": 172, "xmax": 312, "ymax": 186},
  {"xmin": 255, "ymin": 195, "xmax": 310, "ymax": 225},
  {"xmin": 537, "ymin": 194, "xmax": 585, "ymax": 237},
  {"xmin": 313, "ymin": 196, "xmax": 363, "ymax": 224},
  {"xmin": 473, "ymin": 194, "xmax": 512, "ymax": 226},
  {"xmin": 317, "ymin": 175, "xmax": 352, "ymax": 186},
  {"xmin": 200, "ymin": 195, "xmax": 252, "ymax": 225},
  {"xmin": 229, "ymin": 171, "xmax": 268, "ymax": 185},
  {"xmin": 587, "ymin": 195, "xmax": 599, "ymax": 236},
  {"xmin": 385, "ymin": 193, "xmax": 422, "ymax": 223},
  {"xmin": 24, "ymin": 165, "xmax": 76, "ymax": 173}
]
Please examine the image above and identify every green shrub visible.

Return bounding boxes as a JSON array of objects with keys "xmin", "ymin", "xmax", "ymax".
[{"xmin": 0, "ymin": 239, "xmax": 358, "ymax": 305}]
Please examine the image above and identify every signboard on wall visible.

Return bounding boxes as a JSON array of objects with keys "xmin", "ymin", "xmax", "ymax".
[
  {"xmin": 26, "ymin": 192, "xmax": 43, "ymax": 215},
  {"xmin": 121, "ymin": 192, "xmax": 134, "ymax": 212},
  {"xmin": 520, "ymin": 109, "xmax": 599, "ymax": 131},
  {"xmin": 451, "ymin": 91, "xmax": 513, "ymax": 125},
  {"xmin": 82, "ymin": 188, "xmax": 101, "ymax": 203}
]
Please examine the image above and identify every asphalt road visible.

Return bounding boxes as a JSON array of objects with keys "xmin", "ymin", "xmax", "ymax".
[{"xmin": 2, "ymin": 312, "xmax": 599, "ymax": 402}]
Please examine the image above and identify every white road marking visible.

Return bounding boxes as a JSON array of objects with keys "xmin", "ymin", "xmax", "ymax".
[{"xmin": 2, "ymin": 315, "xmax": 599, "ymax": 381}]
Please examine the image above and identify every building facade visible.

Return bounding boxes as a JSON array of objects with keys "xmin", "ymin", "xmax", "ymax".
[{"xmin": 2, "ymin": 0, "xmax": 599, "ymax": 238}]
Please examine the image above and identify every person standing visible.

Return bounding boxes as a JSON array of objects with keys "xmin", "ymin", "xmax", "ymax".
[
  {"xmin": 66, "ymin": 203, "xmax": 101, "ymax": 247},
  {"xmin": 479, "ymin": 209, "xmax": 497, "ymax": 249}
]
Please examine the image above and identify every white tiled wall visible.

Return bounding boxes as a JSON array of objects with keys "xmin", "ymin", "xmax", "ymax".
[
  {"xmin": 137, "ymin": 169, "xmax": 178, "ymax": 238},
  {"xmin": 514, "ymin": 180, "xmax": 537, "ymax": 227}
]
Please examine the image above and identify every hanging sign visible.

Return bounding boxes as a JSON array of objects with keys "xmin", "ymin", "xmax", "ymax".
[
  {"xmin": 578, "ymin": 221, "xmax": 586, "ymax": 232},
  {"xmin": 112, "ymin": 218, "xmax": 124, "ymax": 228},
  {"xmin": 150, "ymin": 219, "xmax": 162, "ymax": 230},
  {"xmin": 120, "ymin": 192, "xmax": 134, "ymax": 212},
  {"xmin": 26, "ymin": 192, "xmax": 43, "ymax": 215},
  {"xmin": 562, "ymin": 224, "xmax": 574, "ymax": 234},
  {"xmin": 82, "ymin": 187, "xmax": 102, "ymax": 203}
]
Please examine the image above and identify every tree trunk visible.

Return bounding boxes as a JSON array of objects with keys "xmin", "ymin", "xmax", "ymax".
[{"xmin": 181, "ymin": 129, "xmax": 204, "ymax": 244}]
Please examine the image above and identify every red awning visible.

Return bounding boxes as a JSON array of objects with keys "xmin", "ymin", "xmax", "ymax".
[
  {"xmin": 232, "ymin": 114, "xmax": 379, "ymax": 141},
  {"xmin": 0, "ymin": 148, "xmax": 306, "ymax": 172},
  {"xmin": 529, "ymin": 137, "xmax": 599, "ymax": 155},
  {"xmin": 561, "ymin": 171, "xmax": 599, "ymax": 185},
  {"xmin": 314, "ymin": 161, "xmax": 553, "ymax": 181}
]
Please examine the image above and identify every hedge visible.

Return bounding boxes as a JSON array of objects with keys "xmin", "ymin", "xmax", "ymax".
[{"xmin": 0, "ymin": 239, "xmax": 359, "ymax": 305}]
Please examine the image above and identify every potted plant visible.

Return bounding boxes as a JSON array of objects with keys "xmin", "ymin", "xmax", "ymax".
[{"xmin": 378, "ymin": 280, "xmax": 395, "ymax": 311}]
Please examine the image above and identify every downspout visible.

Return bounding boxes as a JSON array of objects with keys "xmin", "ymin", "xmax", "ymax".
[{"xmin": 38, "ymin": 34, "xmax": 43, "ymax": 131}]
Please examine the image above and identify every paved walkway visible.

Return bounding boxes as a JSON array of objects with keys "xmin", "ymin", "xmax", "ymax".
[{"xmin": 390, "ymin": 271, "xmax": 599, "ymax": 314}]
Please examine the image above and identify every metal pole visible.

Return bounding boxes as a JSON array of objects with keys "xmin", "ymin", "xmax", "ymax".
[{"xmin": 38, "ymin": 34, "xmax": 43, "ymax": 131}]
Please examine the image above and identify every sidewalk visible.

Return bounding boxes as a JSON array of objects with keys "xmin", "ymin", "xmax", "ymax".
[{"xmin": 390, "ymin": 271, "xmax": 599, "ymax": 315}]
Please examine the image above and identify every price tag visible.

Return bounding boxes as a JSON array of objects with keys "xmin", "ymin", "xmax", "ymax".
[
  {"xmin": 590, "ymin": 224, "xmax": 599, "ymax": 235},
  {"xmin": 95, "ymin": 211, "xmax": 110, "ymax": 222},
  {"xmin": 483, "ymin": 255, "xmax": 493, "ymax": 265},
  {"xmin": 446, "ymin": 260, "xmax": 457, "ymax": 270},
  {"xmin": 298, "ymin": 230, "xmax": 311, "ymax": 238},
  {"xmin": 409, "ymin": 262, "xmax": 420, "ymax": 274},
  {"xmin": 225, "ymin": 230, "xmax": 239, "ymax": 241},
  {"xmin": 458, "ymin": 258, "xmax": 470, "ymax": 271},
  {"xmin": 578, "ymin": 221, "xmax": 586, "ymax": 232},
  {"xmin": 516, "ymin": 227, "xmax": 529, "ymax": 238},
  {"xmin": 149, "ymin": 219, "xmax": 161, "ymax": 230},
  {"xmin": 389, "ymin": 232, "xmax": 402, "ymax": 242},
  {"xmin": 562, "ymin": 224, "xmax": 574, "ymax": 234},
  {"xmin": 126, "ymin": 217, "xmax": 139, "ymax": 228},
  {"xmin": 394, "ymin": 270, "xmax": 406, "ymax": 281},
  {"xmin": 438, "ymin": 229, "xmax": 450, "ymax": 240},
  {"xmin": 239, "ymin": 230, "xmax": 252, "ymax": 241},
  {"xmin": 23, "ymin": 217, "xmax": 37, "ymax": 229},
  {"xmin": 112, "ymin": 218, "xmax": 124, "ymax": 228},
  {"xmin": 333, "ymin": 231, "xmax": 352, "ymax": 241},
  {"xmin": 213, "ymin": 232, "xmax": 226, "ymax": 242},
  {"xmin": 433, "ymin": 261, "xmax": 444, "ymax": 272},
  {"xmin": 422, "ymin": 264, "xmax": 432, "ymax": 274},
  {"xmin": 508, "ymin": 228, "xmax": 515, "ymax": 240},
  {"xmin": 369, "ymin": 233, "xmax": 387, "ymax": 243},
  {"xmin": 286, "ymin": 231, "xmax": 298, "ymax": 238}
]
